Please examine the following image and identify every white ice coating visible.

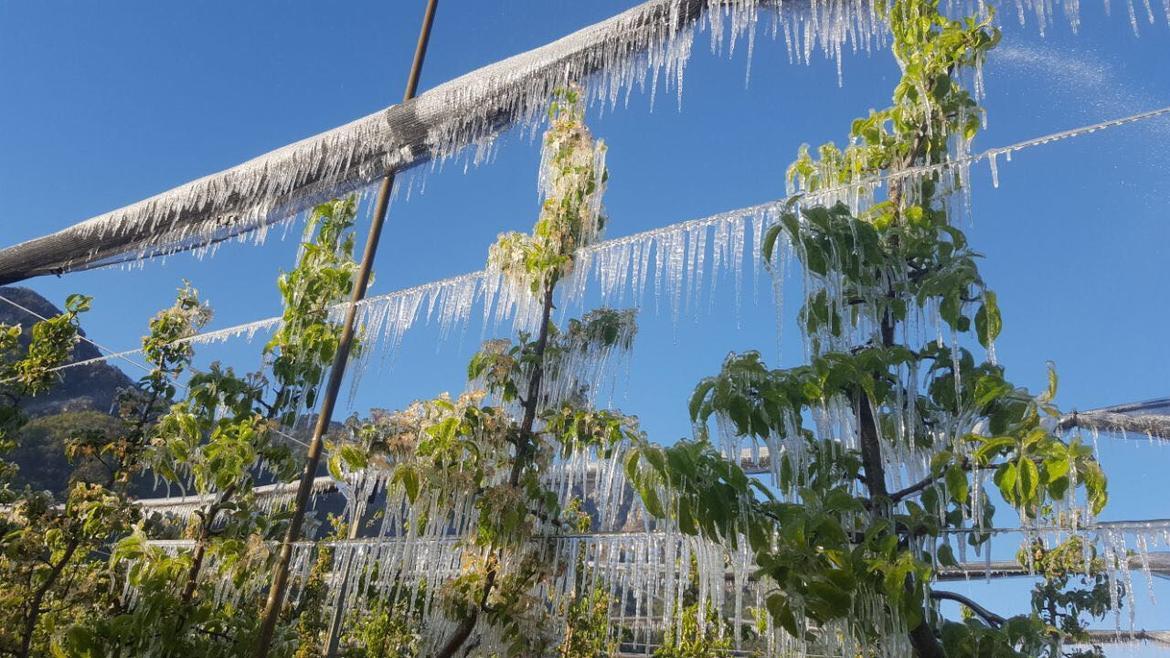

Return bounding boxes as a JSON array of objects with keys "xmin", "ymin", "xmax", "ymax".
[
  {"xmin": 0, "ymin": 0, "xmax": 757, "ymax": 280},
  {"xmin": 310, "ymin": 443, "xmax": 918, "ymax": 658},
  {"xmin": 45, "ymin": 29, "xmax": 1170, "ymax": 652},
  {"xmin": 0, "ymin": 0, "xmax": 1147, "ymax": 282},
  {"xmin": 1093, "ymin": 520, "xmax": 1170, "ymax": 631},
  {"xmin": 128, "ymin": 514, "xmax": 1170, "ymax": 653},
  {"xmin": 150, "ymin": 198, "xmax": 784, "ymax": 380},
  {"xmin": 122, "ymin": 539, "xmax": 318, "ymax": 633},
  {"xmin": 133, "ymin": 475, "xmax": 338, "ymax": 522},
  {"xmin": 690, "ymin": 112, "xmax": 1170, "ymax": 539},
  {"xmin": 17, "ymin": 102, "xmax": 1167, "ymax": 392}
]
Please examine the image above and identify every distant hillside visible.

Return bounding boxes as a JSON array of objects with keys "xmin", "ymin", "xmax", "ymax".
[
  {"xmin": 2, "ymin": 286, "xmax": 137, "ymax": 495},
  {"xmin": 0, "ymin": 286, "xmax": 135, "ymax": 417}
]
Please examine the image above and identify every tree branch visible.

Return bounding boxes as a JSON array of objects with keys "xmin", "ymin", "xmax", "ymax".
[
  {"xmin": 930, "ymin": 590, "xmax": 1005, "ymax": 628},
  {"xmin": 889, "ymin": 459, "xmax": 973, "ymax": 503}
]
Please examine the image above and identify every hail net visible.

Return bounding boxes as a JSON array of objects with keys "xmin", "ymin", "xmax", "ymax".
[{"xmin": 0, "ymin": 0, "xmax": 1155, "ymax": 284}]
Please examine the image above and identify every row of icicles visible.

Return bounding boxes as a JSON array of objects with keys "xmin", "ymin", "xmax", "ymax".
[{"xmin": 55, "ymin": 0, "xmax": 1167, "ymax": 275}]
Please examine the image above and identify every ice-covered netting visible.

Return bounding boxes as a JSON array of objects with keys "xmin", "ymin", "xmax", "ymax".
[
  {"xmin": 13, "ymin": 103, "xmax": 1168, "ymax": 390},
  {"xmin": 136, "ymin": 488, "xmax": 1170, "ymax": 654},
  {"xmin": 321, "ymin": 531, "xmax": 913, "ymax": 656},
  {"xmin": 0, "ymin": 0, "xmax": 780, "ymax": 284},
  {"xmin": 1059, "ymin": 410, "xmax": 1170, "ymax": 441},
  {"xmin": 1095, "ymin": 520, "xmax": 1170, "ymax": 631},
  {"xmin": 316, "ymin": 442, "xmax": 921, "ymax": 658},
  {"xmin": 13, "ymin": 196, "xmax": 783, "ymax": 388},
  {"xmin": 1, "ymin": 0, "xmax": 1156, "ymax": 284},
  {"xmin": 935, "ymin": 519, "xmax": 1170, "ymax": 633},
  {"xmin": 133, "ymin": 476, "xmax": 338, "ymax": 522}
]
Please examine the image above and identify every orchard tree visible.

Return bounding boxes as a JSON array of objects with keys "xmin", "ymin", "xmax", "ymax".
[
  {"xmin": 329, "ymin": 88, "xmax": 647, "ymax": 658},
  {"xmin": 0, "ymin": 291, "xmax": 202, "ymax": 658},
  {"xmin": 0, "ymin": 293, "xmax": 99, "ymax": 658},
  {"xmin": 626, "ymin": 0, "xmax": 1113, "ymax": 656},
  {"xmin": 60, "ymin": 200, "xmax": 361, "ymax": 657},
  {"xmin": 0, "ymin": 288, "xmax": 207, "ymax": 658}
]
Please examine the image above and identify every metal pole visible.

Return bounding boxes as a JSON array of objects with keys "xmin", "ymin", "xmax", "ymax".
[{"xmin": 253, "ymin": 2, "xmax": 439, "ymax": 655}]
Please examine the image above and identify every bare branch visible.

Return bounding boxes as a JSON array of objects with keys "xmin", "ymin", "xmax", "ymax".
[{"xmin": 930, "ymin": 590, "xmax": 1006, "ymax": 628}]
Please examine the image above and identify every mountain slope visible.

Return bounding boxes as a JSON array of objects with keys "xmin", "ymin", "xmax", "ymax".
[{"xmin": 0, "ymin": 286, "xmax": 135, "ymax": 416}]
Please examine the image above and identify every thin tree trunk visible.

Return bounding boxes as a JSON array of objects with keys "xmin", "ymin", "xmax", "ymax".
[
  {"xmin": 867, "ymin": 126, "xmax": 948, "ymax": 658},
  {"xmin": 855, "ymin": 302, "xmax": 945, "ymax": 658},
  {"xmin": 180, "ymin": 537, "xmax": 208, "ymax": 606},
  {"xmin": 435, "ymin": 282, "xmax": 556, "ymax": 658},
  {"xmin": 17, "ymin": 538, "xmax": 81, "ymax": 658},
  {"xmin": 16, "ymin": 374, "xmax": 166, "ymax": 657},
  {"xmin": 179, "ymin": 485, "xmax": 236, "ymax": 607}
]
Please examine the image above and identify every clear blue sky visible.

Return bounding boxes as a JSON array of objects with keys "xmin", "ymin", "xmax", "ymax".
[{"xmin": 2, "ymin": 0, "xmax": 1168, "ymax": 649}]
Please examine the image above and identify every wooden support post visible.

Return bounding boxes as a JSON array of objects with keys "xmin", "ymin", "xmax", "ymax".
[{"xmin": 252, "ymin": 2, "xmax": 439, "ymax": 655}]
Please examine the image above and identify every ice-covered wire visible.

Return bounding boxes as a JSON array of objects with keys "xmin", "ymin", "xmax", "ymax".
[
  {"xmin": 0, "ymin": 292, "xmax": 312, "ymax": 451},
  {"xmin": 0, "ymin": 292, "xmax": 154, "ymax": 377},
  {"xmin": 0, "ymin": 0, "xmax": 1149, "ymax": 284},
  {"xmin": 7, "ymin": 103, "xmax": 1168, "ymax": 382}
]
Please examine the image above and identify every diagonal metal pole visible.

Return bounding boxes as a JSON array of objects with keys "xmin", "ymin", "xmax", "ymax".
[{"xmin": 252, "ymin": 1, "xmax": 439, "ymax": 655}]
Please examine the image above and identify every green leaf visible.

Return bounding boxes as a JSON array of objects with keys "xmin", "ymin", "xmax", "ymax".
[
  {"xmin": 808, "ymin": 580, "xmax": 853, "ymax": 617},
  {"xmin": 689, "ymin": 379, "xmax": 715, "ymax": 421},
  {"xmin": 936, "ymin": 543, "xmax": 958, "ymax": 567},
  {"xmin": 639, "ymin": 482, "xmax": 665, "ymax": 519},
  {"xmin": 338, "ymin": 444, "xmax": 368, "ymax": 470},
  {"xmin": 993, "ymin": 462, "xmax": 1018, "ymax": 505},
  {"xmin": 766, "ymin": 594, "xmax": 801, "ymax": 637},
  {"xmin": 1041, "ymin": 362, "xmax": 1059, "ymax": 403},
  {"xmin": 677, "ymin": 496, "xmax": 697, "ymax": 535},
  {"xmin": 945, "ymin": 464, "xmax": 969, "ymax": 504},
  {"xmin": 327, "ymin": 455, "xmax": 344, "ymax": 482},
  {"xmin": 973, "ymin": 436, "xmax": 1016, "ymax": 463},
  {"xmin": 974, "ymin": 290, "xmax": 1001, "ymax": 348},
  {"xmin": 395, "ymin": 465, "xmax": 421, "ymax": 502},
  {"xmin": 1017, "ymin": 458, "xmax": 1039, "ymax": 504},
  {"xmin": 762, "ymin": 224, "xmax": 783, "ymax": 266},
  {"xmin": 1080, "ymin": 461, "xmax": 1108, "ymax": 515},
  {"xmin": 1042, "ymin": 453, "xmax": 1069, "ymax": 481}
]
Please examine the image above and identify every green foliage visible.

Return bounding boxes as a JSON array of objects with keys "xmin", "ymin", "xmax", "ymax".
[
  {"xmin": 653, "ymin": 602, "xmax": 733, "ymax": 658},
  {"xmin": 292, "ymin": 545, "xmax": 335, "ymax": 658},
  {"xmin": 0, "ymin": 5, "xmax": 1126, "ymax": 656},
  {"xmin": 339, "ymin": 595, "xmax": 422, "ymax": 658},
  {"xmin": 560, "ymin": 589, "xmax": 619, "ymax": 658},
  {"xmin": 0, "ymin": 292, "xmax": 198, "ymax": 658},
  {"xmin": 489, "ymin": 87, "xmax": 607, "ymax": 296},
  {"xmin": 627, "ymin": 0, "xmax": 1114, "ymax": 655},
  {"xmin": 654, "ymin": 558, "xmax": 735, "ymax": 658},
  {"xmin": 8, "ymin": 295, "xmax": 91, "ymax": 397},
  {"xmin": 266, "ymin": 197, "xmax": 359, "ymax": 424},
  {"xmin": 0, "ymin": 294, "xmax": 90, "ymax": 496},
  {"xmin": 327, "ymin": 88, "xmax": 649, "ymax": 658},
  {"xmin": 57, "ymin": 200, "xmax": 362, "ymax": 657},
  {"xmin": 1023, "ymin": 537, "xmax": 1116, "ymax": 657}
]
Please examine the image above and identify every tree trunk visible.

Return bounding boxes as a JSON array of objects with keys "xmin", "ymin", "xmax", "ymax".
[
  {"xmin": 180, "ymin": 485, "xmax": 235, "ymax": 604},
  {"xmin": 435, "ymin": 282, "xmax": 556, "ymax": 658},
  {"xmin": 17, "ymin": 537, "xmax": 81, "ymax": 658},
  {"xmin": 854, "ymin": 298, "xmax": 945, "ymax": 658}
]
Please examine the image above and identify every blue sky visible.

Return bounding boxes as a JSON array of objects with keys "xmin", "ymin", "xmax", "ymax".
[{"xmin": 2, "ymin": 0, "xmax": 1168, "ymax": 649}]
